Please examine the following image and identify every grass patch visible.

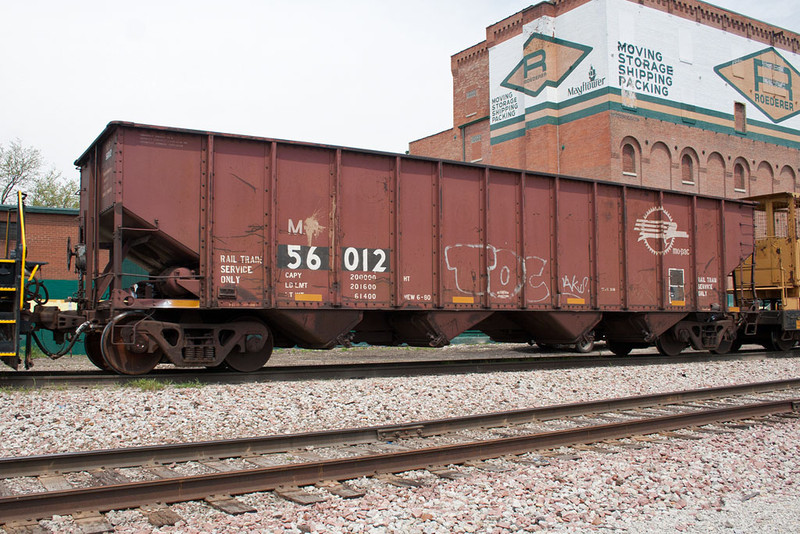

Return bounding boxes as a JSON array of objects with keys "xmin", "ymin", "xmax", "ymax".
[
  {"xmin": 174, "ymin": 378, "xmax": 203, "ymax": 389},
  {"xmin": 126, "ymin": 378, "xmax": 166, "ymax": 392}
]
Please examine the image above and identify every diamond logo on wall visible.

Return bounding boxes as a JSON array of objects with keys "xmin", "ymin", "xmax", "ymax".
[
  {"xmin": 501, "ymin": 33, "xmax": 592, "ymax": 97},
  {"xmin": 715, "ymin": 47, "xmax": 800, "ymax": 123}
]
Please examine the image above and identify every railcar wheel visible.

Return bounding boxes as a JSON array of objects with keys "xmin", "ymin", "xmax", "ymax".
[
  {"xmin": 84, "ymin": 333, "xmax": 111, "ymax": 371},
  {"xmin": 224, "ymin": 319, "xmax": 273, "ymax": 372},
  {"xmin": 656, "ymin": 331, "xmax": 686, "ymax": 356},
  {"xmin": 574, "ymin": 337, "xmax": 595, "ymax": 353},
  {"xmin": 767, "ymin": 331, "xmax": 795, "ymax": 352},
  {"xmin": 606, "ymin": 340, "xmax": 634, "ymax": 356},
  {"xmin": 100, "ymin": 314, "xmax": 163, "ymax": 375},
  {"xmin": 710, "ymin": 337, "xmax": 734, "ymax": 355}
]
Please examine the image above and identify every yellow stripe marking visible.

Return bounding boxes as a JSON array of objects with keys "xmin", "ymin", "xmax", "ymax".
[
  {"xmin": 567, "ymin": 297, "xmax": 585, "ymax": 305},
  {"xmin": 453, "ymin": 296, "xmax": 475, "ymax": 304},
  {"xmin": 151, "ymin": 300, "xmax": 201, "ymax": 308},
  {"xmin": 295, "ymin": 293, "xmax": 323, "ymax": 302},
  {"xmin": 671, "ymin": 300, "xmax": 686, "ymax": 306},
  {"xmin": 729, "ymin": 306, "xmax": 740, "ymax": 312}
]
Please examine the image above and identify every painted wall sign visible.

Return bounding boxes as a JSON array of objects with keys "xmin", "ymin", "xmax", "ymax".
[
  {"xmin": 500, "ymin": 33, "xmax": 592, "ymax": 97},
  {"xmin": 715, "ymin": 47, "xmax": 800, "ymax": 123},
  {"xmin": 488, "ymin": 0, "xmax": 800, "ymax": 146}
]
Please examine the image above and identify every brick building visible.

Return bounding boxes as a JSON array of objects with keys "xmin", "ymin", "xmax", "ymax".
[
  {"xmin": 410, "ymin": 0, "xmax": 800, "ymax": 199},
  {"xmin": 0, "ymin": 205, "xmax": 79, "ymax": 300}
]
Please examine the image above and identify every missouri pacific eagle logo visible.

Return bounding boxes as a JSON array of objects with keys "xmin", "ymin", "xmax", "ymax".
[
  {"xmin": 501, "ymin": 33, "xmax": 592, "ymax": 97},
  {"xmin": 635, "ymin": 207, "xmax": 689, "ymax": 255},
  {"xmin": 715, "ymin": 47, "xmax": 800, "ymax": 123}
]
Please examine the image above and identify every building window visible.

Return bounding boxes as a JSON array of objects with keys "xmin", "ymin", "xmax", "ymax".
[
  {"xmin": 734, "ymin": 162, "xmax": 747, "ymax": 192},
  {"xmin": 681, "ymin": 154, "xmax": 695, "ymax": 185},
  {"xmin": 735, "ymin": 102, "xmax": 746, "ymax": 133},
  {"xmin": 622, "ymin": 143, "xmax": 637, "ymax": 176},
  {"xmin": 466, "ymin": 90, "xmax": 477, "ymax": 99}
]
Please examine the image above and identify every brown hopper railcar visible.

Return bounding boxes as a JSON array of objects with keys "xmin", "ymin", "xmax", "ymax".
[{"xmin": 3, "ymin": 122, "xmax": 759, "ymax": 374}]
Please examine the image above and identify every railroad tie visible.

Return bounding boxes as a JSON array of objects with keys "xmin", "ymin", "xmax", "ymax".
[
  {"xmin": 71, "ymin": 511, "xmax": 113, "ymax": 534},
  {"xmin": 37, "ymin": 474, "xmax": 73, "ymax": 492},
  {"xmin": 140, "ymin": 505, "xmax": 182, "ymax": 527},
  {"xmin": 1, "ymin": 519, "xmax": 48, "ymax": 534},
  {"xmin": 316, "ymin": 480, "xmax": 366, "ymax": 499},
  {"xmin": 427, "ymin": 467, "xmax": 467, "ymax": 480},
  {"xmin": 377, "ymin": 474, "xmax": 425, "ymax": 488},
  {"xmin": 205, "ymin": 495, "xmax": 257, "ymax": 515},
  {"xmin": 274, "ymin": 486, "xmax": 327, "ymax": 505}
]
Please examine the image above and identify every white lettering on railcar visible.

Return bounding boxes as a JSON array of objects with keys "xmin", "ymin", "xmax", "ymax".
[
  {"xmin": 218, "ymin": 253, "xmax": 261, "ymax": 286},
  {"xmin": 287, "ymin": 212, "xmax": 326, "ymax": 247},
  {"xmin": 697, "ymin": 276, "xmax": 717, "ymax": 297}
]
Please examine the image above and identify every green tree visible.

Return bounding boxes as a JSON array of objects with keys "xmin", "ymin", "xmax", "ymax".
[
  {"xmin": 29, "ymin": 170, "xmax": 79, "ymax": 209},
  {"xmin": 0, "ymin": 139, "xmax": 78, "ymax": 208}
]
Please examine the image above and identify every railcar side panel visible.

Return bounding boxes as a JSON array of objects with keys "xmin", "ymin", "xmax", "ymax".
[
  {"xmin": 694, "ymin": 197, "xmax": 725, "ymax": 310},
  {"xmin": 396, "ymin": 159, "xmax": 435, "ymax": 309},
  {"xmin": 339, "ymin": 152, "xmax": 394, "ymax": 308},
  {"xmin": 595, "ymin": 184, "xmax": 624, "ymax": 309},
  {"xmin": 522, "ymin": 175, "xmax": 554, "ymax": 309},
  {"xmin": 121, "ymin": 128, "xmax": 202, "ymax": 254},
  {"xmin": 486, "ymin": 169, "xmax": 523, "ymax": 309},
  {"xmin": 556, "ymin": 179, "xmax": 593, "ymax": 310},
  {"xmin": 660, "ymin": 194, "xmax": 694, "ymax": 310},
  {"xmin": 274, "ymin": 144, "xmax": 333, "ymax": 307},
  {"xmin": 625, "ymin": 188, "xmax": 661, "ymax": 309},
  {"xmin": 210, "ymin": 137, "xmax": 268, "ymax": 307},
  {"xmin": 441, "ymin": 163, "xmax": 484, "ymax": 308}
]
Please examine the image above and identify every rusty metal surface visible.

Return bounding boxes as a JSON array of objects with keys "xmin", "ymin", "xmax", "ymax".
[
  {"xmin": 2, "ymin": 378, "xmax": 798, "ymax": 479},
  {"xmin": 0, "ymin": 397, "xmax": 796, "ymax": 522},
  {"xmin": 72, "ymin": 121, "xmax": 755, "ymax": 350}
]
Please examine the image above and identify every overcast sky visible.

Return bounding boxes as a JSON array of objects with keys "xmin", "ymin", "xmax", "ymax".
[{"xmin": 2, "ymin": 0, "xmax": 799, "ymax": 180}]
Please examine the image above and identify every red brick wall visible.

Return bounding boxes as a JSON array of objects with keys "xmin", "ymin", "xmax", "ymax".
[
  {"xmin": 24, "ymin": 212, "xmax": 79, "ymax": 281},
  {"xmin": 1, "ymin": 209, "xmax": 79, "ymax": 282},
  {"xmin": 609, "ymin": 114, "xmax": 800, "ymax": 198},
  {"xmin": 409, "ymin": 129, "xmax": 462, "ymax": 161},
  {"xmin": 451, "ymin": 44, "xmax": 489, "ymax": 129}
]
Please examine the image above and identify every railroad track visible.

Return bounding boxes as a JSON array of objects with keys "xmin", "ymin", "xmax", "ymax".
[
  {"xmin": 1, "ymin": 349, "xmax": 796, "ymax": 388},
  {"xmin": 1, "ymin": 378, "xmax": 798, "ymax": 529}
]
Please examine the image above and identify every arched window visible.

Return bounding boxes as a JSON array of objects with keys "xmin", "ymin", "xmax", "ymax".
[
  {"xmin": 681, "ymin": 154, "xmax": 695, "ymax": 185},
  {"xmin": 622, "ymin": 144, "xmax": 636, "ymax": 175},
  {"xmin": 734, "ymin": 162, "xmax": 746, "ymax": 192}
]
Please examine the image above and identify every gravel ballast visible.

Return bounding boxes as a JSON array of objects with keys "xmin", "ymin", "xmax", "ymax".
[{"xmin": 2, "ymin": 346, "xmax": 800, "ymax": 532}]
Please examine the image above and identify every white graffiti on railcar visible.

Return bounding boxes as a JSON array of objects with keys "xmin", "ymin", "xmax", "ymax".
[
  {"xmin": 560, "ymin": 274, "xmax": 590, "ymax": 299},
  {"xmin": 443, "ymin": 244, "xmax": 550, "ymax": 302}
]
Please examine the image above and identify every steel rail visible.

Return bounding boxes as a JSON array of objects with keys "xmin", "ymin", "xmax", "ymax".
[
  {"xmin": 0, "ymin": 398, "xmax": 797, "ymax": 523},
  {"xmin": 1, "ymin": 350, "xmax": 796, "ymax": 388},
  {"xmin": 2, "ymin": 378, "xmax": 799, "ymax": 478}
]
